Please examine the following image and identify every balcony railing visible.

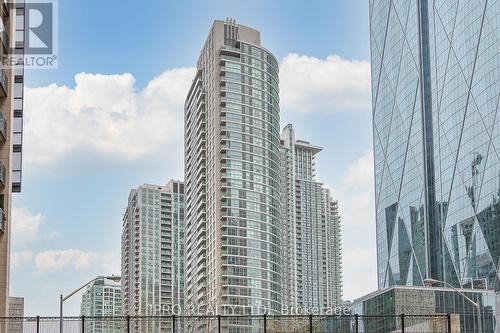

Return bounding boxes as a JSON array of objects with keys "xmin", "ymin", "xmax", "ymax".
[
  {"xmin": 0, "ymin": 208, "xmax": 4, "ymax": 233},
  {"xmin": 0, "ymin": 160, "xmax": 5, "ymax": 186},
  {"xmin": 2, "ymin": 0, "xmax": 7, "ymax": 18},
  {"xmin": 0, "ymin": 112, "xmax": 5, "ymax": 142},
  {"xmin": 0, "ymin": 67, "xmax": 7, "ymax": 97},
  {"xmin": 1, "ymin": 29, "xmax": 8, "ymax": 53}
]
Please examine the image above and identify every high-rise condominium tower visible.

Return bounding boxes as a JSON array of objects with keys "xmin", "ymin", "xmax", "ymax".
[
  {"xmin": 80, "ymin": 277, "xmax": 122, "ymax": 333},
  {"xmin": 280, "ymin": 124, "xmax": 343, "ymax": 311},
  {"xmin": 121, "ymin": 181, "xmax": 185, "ymax": 320},
  {"xmin": 370, "ymin": 0, "xmax": 500, "ymax": 290},
  {"xmin": 184, "ymin": 19, "xmax": 281, "ymax": 326},
  {"xmin": 0, "ymin": 0, "xmax": 24, "ymax": 317}
]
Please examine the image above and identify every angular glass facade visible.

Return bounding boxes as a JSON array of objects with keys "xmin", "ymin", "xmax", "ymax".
[{"xmin": 370, "ymin": 0, "xmax": 500, "ymax": 290}]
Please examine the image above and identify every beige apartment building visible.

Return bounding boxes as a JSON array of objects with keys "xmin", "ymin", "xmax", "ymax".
[{"xmin": 0, "ymin": 0, "xmax": 24, "ymax": 318}]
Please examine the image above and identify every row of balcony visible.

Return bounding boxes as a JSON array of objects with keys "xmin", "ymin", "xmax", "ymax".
[
  {"xmin": 0, "ymin": 1, "xmax": 11, "ymax": 199},
  {"xmin": 0, "ymin": 18, "xmax": 10, "ymax": 233},
  {"xmin": 0, "ymin": 0, "xmax": 9, "ymax": 97}
]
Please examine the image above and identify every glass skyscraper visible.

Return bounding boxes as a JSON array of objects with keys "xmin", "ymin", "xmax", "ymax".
[
  {"xmin": 121, "ymin": 180, "xmax": 185, "ymax": 328},
  {"xmin": 184, "ymin": 19, "xmax": 281, "ymax": 332},
  {"xmin": 280, "ymin": 124, "xmax": 343, "ymax": 311},
  {"xmin": 370, "ymin": 0, "xmax": 500, "ymax": 290}
]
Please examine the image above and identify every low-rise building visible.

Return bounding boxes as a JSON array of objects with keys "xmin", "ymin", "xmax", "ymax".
[
  {"xmin": 8, "ymin": 296, "xmax": 23, "ymax": 333},
  {"xmin": 80, "ymin": 277, "xmax": 122, "ymax": 333},
  {"xmin": 350, "ymin": 286, "xmax": 499, "ymax": 332}
]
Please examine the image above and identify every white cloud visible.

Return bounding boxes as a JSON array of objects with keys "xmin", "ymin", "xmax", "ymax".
[
  {"xmin": 12, "ymin": 249, "xmax": 120, "ymax": 315},
  {"xmin": 11, "ymin": 207, "xmax": 43, "ymax": 247},
  {"xmin": 34, "ymin": 249, "xmax": 117, "ymax": 272},
  {"xmin": 331, "ymin": 152, "xmax": 378, "ymax": 301},
  {"xmin": 24, "ymin": 68, "xmax": 196, "ymax": 167},
  {"xmin": 280, "ymin": 54, "xmax": 371, "ymax": 113},
  {"xmin": 11, "ymin": 251, "xmax": 34, "ymax": 268},
  {"xmin": 11, "ymin": 207, "xmax": 59, "ymax": 249},
  {"xmin": 23, "ymin": 55, "xmax": 370, "ymax": 167}
]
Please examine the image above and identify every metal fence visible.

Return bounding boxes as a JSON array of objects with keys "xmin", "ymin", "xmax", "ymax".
[{"xmin": 0, "ymin": 314, "xmax": 455, "ymax": 333}]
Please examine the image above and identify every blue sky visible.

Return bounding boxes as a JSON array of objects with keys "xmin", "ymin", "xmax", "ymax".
[
  {"xmin": 29, "ymin": 0, "xmax": 370, "ymax": 87},
  {"xmin": 11, "ymin": 0, "xmax": 377, "ymax": 315}
]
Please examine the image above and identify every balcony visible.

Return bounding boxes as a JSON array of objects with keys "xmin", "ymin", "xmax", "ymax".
[
  {"xmin": 1, "ymin": 29, "xmax": 8, "ymax": 54},
  {"xmin": 0, "ymin": 208, "xmax": 4, "ymax": 233},
  {"xmin": 0, "ymin": 68, "xmax": 7, "ymax": 97},
  {"xmin": 220, "ymin": 45, "xmax": 240, "ymax": 56},
  {"xmin": 2, "ymin": 0, "xmax": 8, "ymax": 18},
  {"xmin": 0, "ymin": 112, "xmax": 5, "ymax": 142},
  {"xmin": 0, "ymin": 160, "xmax": 5, "ymax": 187}
]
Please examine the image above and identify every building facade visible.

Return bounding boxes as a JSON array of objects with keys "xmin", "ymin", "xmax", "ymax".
[
  {"xmin": 0, "ymin": 0, "xmax": 24, "ymax": 317},
  {"xmin": 370, "ymin": 0, "xmax": 500, "ymax": 290},
  {"xmin": 280, "ymin": 124, "xmax": 343, "ymax": 311},
  {"xmin": 80, "ymin": 277, "xmax": 122, "ymax": 333},
  {"xmin": 351, "ymin": 286, "xmax": 499, "ymax": 333},
  {"xmin": 184, "ymin": 19, "xmax": 281, "ymax": 331},
  {"xmin": 121, "ymin": 180, "xmax": 185, "ymax": 319},
  {"xmin": 7, "ymin": 296, "xmax": 23, "ymax": 333}
]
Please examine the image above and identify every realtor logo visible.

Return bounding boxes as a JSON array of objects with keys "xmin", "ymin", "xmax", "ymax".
[
  {"xmin": 25, "ymin": 1, "xmax": 53, "ymax": 54},
  {"xmin": 3, "ymin": 0, "xmax": 60, "ymax": 69},
  {"xmin": 24, "ymin": 2, "xmax": 54, "ymax": 54}
]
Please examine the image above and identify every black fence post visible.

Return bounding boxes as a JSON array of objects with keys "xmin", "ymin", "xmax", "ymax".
[
  {"xmin": 36, "ymin": 316, "xmax": 40, "ymax": 333},
  {"xmin": 401, "ymin": 314, "xmax": 405, "ymax": 333},
  {"xmin": 447, "ymin": 313, "xmax": 451, "ymax": 333},
  {"xmin": 309, "ymin": 314, "xmax": 313, "ymax": 333},
  {"xmin": 263, "ymin": 314, "xmax": 267, "ymax": 333},
  {"xmin": 126, "ymin": 315, "xmax": 130, "ymax": 333},
  {"xmin": 81, "ymin": 315, "xmax": 85, "ymax": 332},
  {"xmin": 218, "ymin": 315, "xmax": 222, "ymax": 333},
  {"xmin": 355, "ymin": 314, "xmax": 359, "ymax": 333},
  {"xmin": 172, "ymin": 314, "xmax": 175, "ymax": 333}
]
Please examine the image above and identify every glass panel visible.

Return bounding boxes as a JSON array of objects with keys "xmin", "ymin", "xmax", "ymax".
[
  {"xmin": 12, "ymin": 151, "xmax": 21, "ymax": 170},
  {"xmin": 13, "ymin": 98, "xmax": 23, "ymax": 110},
  {"xmin": 12, "ymin": 132, "xmax": 22, "ymax": 145},
  {"xmin": 13, "ymin": 82, "xmax": 22, "ymax": 98},
  {"xmin": 13, "ymin": 116, "xmax": 22, "ymax": 132}
]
